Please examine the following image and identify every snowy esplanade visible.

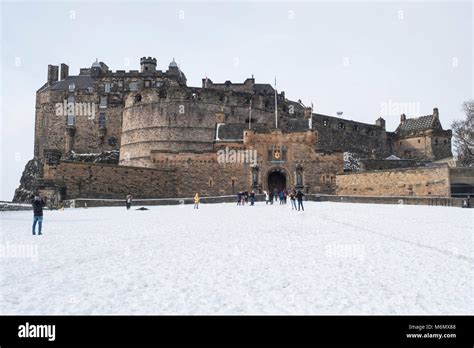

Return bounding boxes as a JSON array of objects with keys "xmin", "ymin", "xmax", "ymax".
[{"xmin": 0, "ymin": 202, "xmax": 472, "ymax": 314}]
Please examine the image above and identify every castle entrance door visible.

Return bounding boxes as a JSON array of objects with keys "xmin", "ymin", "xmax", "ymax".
[{"xmin": 267, "ymin": 170, "xmax": 286, "ymax": 193}]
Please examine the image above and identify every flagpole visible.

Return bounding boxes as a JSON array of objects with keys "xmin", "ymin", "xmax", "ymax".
[
  {"xmin": 310, "ymin": 101, "xmax": 314, "ymax": 129},
  {"xmin": 274, "ymin": 77, "xmax": 278, "ymax": 129}
]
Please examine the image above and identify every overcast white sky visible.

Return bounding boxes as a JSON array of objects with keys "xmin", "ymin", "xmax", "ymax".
[{"xmin": 0, "ymin": 1, "xmax": 472, "ymax": 201}]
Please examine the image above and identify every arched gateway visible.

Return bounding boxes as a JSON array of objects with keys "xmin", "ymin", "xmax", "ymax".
[{"xmin": 267, "ymin": 167, "xmax": 287, "ymax": 193}]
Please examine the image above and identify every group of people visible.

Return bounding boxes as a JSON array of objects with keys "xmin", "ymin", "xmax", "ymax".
[
  {"xmin": 263, "ymin": 188, "xmax": 305, "ymax": 211},
  {"xmin": 237, "ymin": 191, "xmax": 256, "ymax": 206}
]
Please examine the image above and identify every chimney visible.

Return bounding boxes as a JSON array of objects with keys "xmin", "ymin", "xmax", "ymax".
[
  {"xmin": 376, "ymin": 117, "xmax": 386, "ymax": 130},
  {"xmin": 433, "ymin": 107, "xmax": 439, "ymax": 118},
  {"xmin": 47, "ymin": 64, "xmax": 59, "ymax": 85},
  {"xmin": 400, "ymin": 113, "xmax": 406, "ymax": 123},
  {"xmin": 60, "ymin": 63, "xmax": 69, "ymax": 80}
]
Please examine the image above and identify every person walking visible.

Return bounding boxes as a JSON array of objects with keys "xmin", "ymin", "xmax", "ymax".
[
  {"xmin": 296, "ymin": 189, "xmax": 305, "ymax": 211},
  {"xmin": 237, "ymin": 191, "xmax": 242, "ymax": 206},
  {"xmin": 194, "ymin": 193, "xmax": 200, "ymax": 209},
  {"xmin": 290, "ymin": 190, "xmax": 297, "ymax": 210},
  {"xmin": 264, "ymin": 190, "xmax": 270, "ymax": 205},
  {"xmin": 249, "ymin": 191, "xmax": 255, "ymax": 206},
  {"xmin": 279, "ymin": 190, "xmax": 285, "ymax": 205},
  {"xmin": 31, "ymin": 195, "xmax": 46, "ymax": 235},
  {"xmin": 273, "ymin": 188, "xmax": 278, "ymax": 203},
  {"xmin": 125, "ymin": 194, "xmax": 133, "ymax": 210},
  {"xmin": 269, "ymin": 191, "xmax": 274, "ymax": 205}
]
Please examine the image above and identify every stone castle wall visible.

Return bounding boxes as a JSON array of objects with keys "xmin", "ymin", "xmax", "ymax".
[
  {"xmin": 44, "ymin": 161, "xmax": 177, "ymax": 199},
  {"xmin": 336, "ymin": 166, "xmax": 451, "ymax": 197}
]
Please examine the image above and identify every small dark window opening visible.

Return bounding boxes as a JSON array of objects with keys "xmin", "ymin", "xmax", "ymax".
[
  {"xmin": 134, "ymin": 94, "xmax": 142, "ymax": 103},
  {"xmin": 264, "ymin": 100, "xmax": 270, "ymax": 108},
  {"xmin": 219, "ymin": 95, "xmax": 225, "ymax": 102},
  {"xmin": 323, "ymin": 119, "xmax": 328, "ymax": 127},
  {"xmin": 99, "ymin": 112, "xmax": 106, "ymax": 127}
]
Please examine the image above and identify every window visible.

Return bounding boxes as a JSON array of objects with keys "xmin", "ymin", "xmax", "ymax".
[
  {"xmin": 87, "ymin": 87, "xmax": 94, "ymax": 93},
  {"xmin": 434, "ymin": 138, "xmax": 439, "ymax": 145},
  {"xmin": 67, "ymin": 115, "xmax": 75, "ymax": 126},
  {"xmin": 68, "ymin": 83, "xmax": 75, "ymax": 92},
  {"xmin": 353, "ymin": 125, "xmax": 359, "ymax": 131},
  {"xmin": 219, "ymin": 95, "xmax": 225, "ymax": 102},
  {"xmin": 99, "ymin": 112, "xmax": 106, "ymax": 127},
  {"xmin": 118, "ymin": 80, "xmax": 123, "ymax": 88},
  {"xmin": 67, "ymin": 96, "xmax": 75, "ymax": 125},
  {"xmin": 104, "ymin": 83, "xmax": 111, "ymax": 93},
  {"xmin": 444, "ymin": 139, "xmax": 447, "ymax": 145},
  {"xmin": 129, "ymin": 82, "xmax": 138, "ymax": 91},
  {"xmin": 145, "ymin": 80, "xmax": 150, "ymax": 88},
  {"xmin": 99, "ymin": 96, "xmax": 107, "ymax": 109},
  {"xmin": 323, "ymin": 119, "xmax": 328, "ymax": 127},
  {"xmin": 418, "ymin": 139, "xmax": 421, "ymax": 143},
  {"xmin": 338, "ymin": 122, "xmax": 345, "ymax": 129},
  {"xmin": 134, "ymin": 94, "xmax": 142, "ymax": 103},
  {"xmin": 155, "ymin": 81, "xmax": 162, "ymax": 88}
]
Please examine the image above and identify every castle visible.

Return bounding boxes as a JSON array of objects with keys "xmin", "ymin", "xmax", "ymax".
[{"xmin": 14, "ymin": 56, "xmax": 463, "ymax": 205}]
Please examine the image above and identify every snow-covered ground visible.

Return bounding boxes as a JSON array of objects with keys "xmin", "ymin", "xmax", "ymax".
[{"xmin": 0, "ymin": 202, "xmax": 472, "ymax": 314}]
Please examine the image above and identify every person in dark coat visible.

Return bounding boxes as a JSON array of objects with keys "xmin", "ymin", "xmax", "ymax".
[
  {"xmin": 296, "ymin": 190, "xmax": 305, "ymax": 211},
  {"xmin": 249, "ymin": 191, "xmax": 255, "ymax": 206},
  {"xmin": 125, "ymin": 194, "xmax": 133, "ymax": 210},
  {"xmin": 31, "ymin": 195, "xmax": 46, "ymax": 235},
  {"xmin": 279, "ymin": 190, "xmax": 285, "ymax": 205}
]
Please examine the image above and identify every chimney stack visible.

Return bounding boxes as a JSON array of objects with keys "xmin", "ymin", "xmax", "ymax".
[
  {"xmin": 60, "ymin": 63, "xmax": 69, "ymax": 80},
  {"xmin": 400, "ymin": 113, "xmax": 406, "ymax": 123},
  {"xmin": 433, "ymin": 107, "xmax": 439, "ymax": 118},
  {"xmin": 47, "ymin": 64, "xmax": 59, "ymax": 85}
]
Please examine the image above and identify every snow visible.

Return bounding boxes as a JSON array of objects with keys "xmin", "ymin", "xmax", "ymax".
[{"xmin": 0, "ymin": 202, "xmax": 472, "ymax": 314}]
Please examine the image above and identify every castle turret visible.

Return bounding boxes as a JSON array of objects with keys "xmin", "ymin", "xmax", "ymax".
[{"xmin": 140, "ymin": 56, "xmax": 157, "ymax": 73}]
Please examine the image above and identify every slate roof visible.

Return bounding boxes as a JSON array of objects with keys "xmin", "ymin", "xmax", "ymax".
[
  {"xmin": 288, "ymin": 118, "xmax": 310, "ymax": 131},
  {"xmin": 216, "ymin": 123, "xmax": 265, "ymax": 141},
  {"xmin": 395, "ymin": 115, "xmax": 439, "ymax": 134},
  {"xmin": 253, "ymin": 84, "xmax": 274, "ymax": 94},
  {"xmin": 49, "ymin": 75, "xmax": 94, "ymax": 91}
]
